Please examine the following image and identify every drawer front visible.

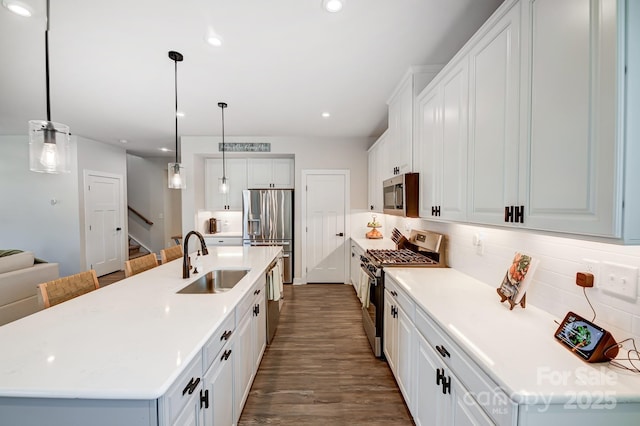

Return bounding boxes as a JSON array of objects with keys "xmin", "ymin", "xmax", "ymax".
[
  {"xmin": 203, "ymin": 312, "xmax": 236, "ymax": 371},
  {"xmin": 415, "ymin": 308, "xmax": 517, "ymax": 426},
  {"xmin": 162, "ymin": 352, "xmax": 203, "ymax": 425},
  {"xmin": 205, "ymin": 237, "xmax": 243, "ymax": 246},
  {"xmin": 385, "ymin": 276, "xmax": 415, "ymax": 321}
]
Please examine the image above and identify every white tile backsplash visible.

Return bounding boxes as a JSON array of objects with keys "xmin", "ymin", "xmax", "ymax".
[
  {"xmin": 196, "ymin": 210, "xmax": 243, "ymax": 235},
  {"xmin": 369, "ymin": 217, "xmax": 640, "ymax": 340}
]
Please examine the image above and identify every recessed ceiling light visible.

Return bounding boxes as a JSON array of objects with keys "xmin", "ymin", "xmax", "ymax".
[
  {"xmin": 176, "ymin": 111, "xmax": 185, "ymax": 118},
  {"xmin": 322, "ymin": 112, "xmax": 331, "ymax": 118},
  {"xmin": 322, "ymin": 0, "xmax": 344, "ymax": 13},
  {"xmin": 119, "ymin": 139, "xmax": 128, "ymax": 144},
  {"xmin": 159, "ymin": 147, "xmax": 172, "ymax": 152},
  {"xmin": 206, "ymin": 35, "xmax": 223, "ymax": 47},
  {"xmin": 2, "ymin": 0, "xmax": 32, "ymax": 17}
]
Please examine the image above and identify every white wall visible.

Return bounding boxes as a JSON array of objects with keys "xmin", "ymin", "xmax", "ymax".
[
  {"xmin": 0, "ymin": 135, "xmax": 127, "ymax": 277},
  {"xmin": 181, "ymin": 136, "xmax": 372, "ymax": 280},
  {"xmin": 126, "ymin": 155, "xmax": 182, "ymax": 255},
  {"xmin": 376, "ymin": 214, "xmax": 640, "ymax": 340}
]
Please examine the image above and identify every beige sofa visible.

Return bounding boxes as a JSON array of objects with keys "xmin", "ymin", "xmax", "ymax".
[{"xmin": 0, "ymin": 251, "xmax": 59, "ymax": 326}]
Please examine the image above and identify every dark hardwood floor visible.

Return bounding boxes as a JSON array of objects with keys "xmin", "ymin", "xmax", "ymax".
[{"xmin": 239, "ymin": 284, "xmax": 414, "ymax": 425}]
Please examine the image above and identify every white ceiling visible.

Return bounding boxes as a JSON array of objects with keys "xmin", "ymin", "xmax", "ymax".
[{"xmin": 0, "ymin": 0, "xmax": 503, "ymax": 157}]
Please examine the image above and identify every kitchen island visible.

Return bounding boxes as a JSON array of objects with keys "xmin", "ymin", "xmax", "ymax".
[
  {"xmin": 384, "ymin": 267, "xmax": 640, "ymax": 425},
  {"xmin": 0, "ymin": 245, "xmax": 281, "ymax": 425}
]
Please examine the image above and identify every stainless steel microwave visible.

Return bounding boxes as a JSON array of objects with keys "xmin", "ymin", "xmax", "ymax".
[{"xmin": 382, "ymin": 173, "xmax": 419, "ymax": 217}]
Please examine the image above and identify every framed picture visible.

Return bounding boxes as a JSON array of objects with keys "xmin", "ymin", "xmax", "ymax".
[{"xmin": 497, "ymin": 252, "xmax": 539, "ymax": 310}]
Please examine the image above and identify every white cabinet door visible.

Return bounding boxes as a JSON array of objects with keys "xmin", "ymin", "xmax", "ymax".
[
  {"xmin": 396, "ymin": 304, "xmax": 414, "ymax": 414},
  {"xmin": 416, "ymin": 86, "xmax": 441, "ymax": 219},
  {"xmin": 367, "ymin": 136, "xmax": 384, "ymax": 213},
  {"xmin": 252, "ymin": 288, "xmax": 267, "ymax": 371},
  {"xmin": 415, "ymin": 59, "xmax": 468, "ymax": 221},
  {"xmin": 414, "ymin": 331, "xmax": 444, "ymax": 426},
  {"xmin": 271, "ymin": 158, "xmax": 295, "ymax": 188},
  {"xmin": 247, "ymin": 158, "xmax": 294, "ymax": 189},
  {"xmin": 382, "ymin": 290, "xmax": 397, "ymax": 373},
  {"xmin": 387, "ymin": 76, "xmax": 414, "ymax": 176},
  {"xmin": 466, "ymin": 2, "xmax": 521, "ymax": 226},
  {"xmin": 520, "ymin": 0, "xmax": 619, "ymax": 236},
  {"xmin": 203, "ymin": 343, "xmax": 234, "ymax": 426},
  {"xmin": 204, "ymin": 158, "xmax": 247, "ymax": 210},
  {"xmin": 233, "ymin": 308, "xmax": 253, "ymax": 422}
]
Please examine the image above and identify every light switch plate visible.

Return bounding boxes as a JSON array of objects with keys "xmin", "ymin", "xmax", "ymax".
[{"xmin": 599, "ymin": 261, "xmax": 639, "ymax": 301}]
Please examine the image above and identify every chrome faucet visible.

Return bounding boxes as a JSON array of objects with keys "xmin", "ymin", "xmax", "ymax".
[{"xmin": 183, "ymin": 231, "xmax": 209, "ymax": 278}]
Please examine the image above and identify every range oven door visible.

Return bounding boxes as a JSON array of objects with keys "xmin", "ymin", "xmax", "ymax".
[{"xmin": 361, "ymin": 265, "xmax": 382, "ymax": 357}]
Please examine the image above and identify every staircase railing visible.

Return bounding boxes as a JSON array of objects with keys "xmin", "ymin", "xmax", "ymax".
[{"xmin": 128, "ymin": 206, "xmax": 154, "ymax": 225}]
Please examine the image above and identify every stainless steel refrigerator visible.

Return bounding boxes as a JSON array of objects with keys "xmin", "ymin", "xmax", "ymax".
[{"xmin": 242, "ymin": 189, "xmax": 293, "ymax": 283}]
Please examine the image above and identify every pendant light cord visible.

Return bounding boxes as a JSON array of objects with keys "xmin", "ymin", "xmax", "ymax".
[
  {"xmin": 174, "ymin": 57, "xmax": 179, "ymax": 164},
  {"xmin": 221, "ymin": 104, "xmax": 226, "ymax": 180},
  {"xmin": 45, "ymin": 0, "xmax": 51, "ymax": 122}
]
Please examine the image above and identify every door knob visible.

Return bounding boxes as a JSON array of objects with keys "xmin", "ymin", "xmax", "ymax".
[
  {"xmin": 116, "ymin": 227, "xmax": 122, "ymax": 231},
  {"xmin": 336, "ymin": 232, "xmax": 344, "ymax": 237}
]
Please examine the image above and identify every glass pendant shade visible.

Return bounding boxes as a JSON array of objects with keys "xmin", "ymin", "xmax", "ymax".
[
  {"xmin": 218, "ymin": 176, "xmax": 229, "ymax": 194},
  {"xmin": 168, "ymin": 162, "xmax": 186, "ymax": 189},
  {"xmin": 28, "ymin": 120, "xmax": 71, "ymax": 173}
]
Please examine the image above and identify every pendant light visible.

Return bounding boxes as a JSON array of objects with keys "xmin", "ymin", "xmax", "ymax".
[
  {"xmin": 28, "ymin": 0, "xmax": 71, "ymax": 174},
  {"xmin": 218, "ymin": 102, "xmax": 229, "ymax": 194},
  {"xmin": 168, "ymin": 50, "xmax": 185, "ymax": 189}
]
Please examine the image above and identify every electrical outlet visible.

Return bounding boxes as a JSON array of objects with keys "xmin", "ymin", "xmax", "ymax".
[
  {"xmin": 599, "ymin": 261, "xmax": 639, "ymax": 301},
  {"xmin": 582, "ymin": 259, "xmax": 599, "ymax": 283}
]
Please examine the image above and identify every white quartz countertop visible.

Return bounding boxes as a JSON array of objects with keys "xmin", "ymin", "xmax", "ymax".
[
  {"xmin": 385, "ymin": 268, "xmax": 640, "ymax": 404},
  {"xmin": 0, "ymin": 245, "xmax": 281, "ymax": 400}
]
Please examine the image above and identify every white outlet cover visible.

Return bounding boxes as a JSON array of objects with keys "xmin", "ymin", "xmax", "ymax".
[{"xmin": 599, "ymin": 261, "xmax": 639, "ymax": 301}]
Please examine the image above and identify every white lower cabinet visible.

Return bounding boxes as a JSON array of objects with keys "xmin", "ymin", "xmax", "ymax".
[
  {"xmin": 161, "ymin": 353, "xmax": 206, "ymax": 426},
  {"xmin": 234, "ymin": 275, "xmax": 267, "ymax": 424},
  {"xmin": 203, "ymin": 340, "xmax": 234, "ymax": 426},
  {"xmin": 383, "ymin": 277, "xmax": 414, "ymax": 412},
  {"xmin": 414, "ymin": 331, "xmax": 493, "ymax": 426}
]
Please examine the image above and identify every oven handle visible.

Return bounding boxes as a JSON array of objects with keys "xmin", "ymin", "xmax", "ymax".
[{"xmin": 360, "ymin": 265, "xmax": 378, "ymax": 283}]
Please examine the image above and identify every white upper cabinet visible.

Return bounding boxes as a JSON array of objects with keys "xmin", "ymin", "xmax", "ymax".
[
  {"xmin": 415, "ymin": 58, "xmax": 468, "ymax": 222},
  {"xmin": 381, "ymin": 67, "xmax": 442, "ymax": 181},
  {"xmin": 367, "ymin": 132, "xmax": 385, "ymax": 213},
  {"xmin": 205, "ymin": 158, "xmax": 248, "ymax": 211},
  {"xmin": 519, "ymin": 0, "xmax": 619, "ymax": 237},
  {"xmin": 247, "ymin": 158, "xmax": 294, "ymax": 189},
  {"xmin": 466, "ymin": 1, "xmax": 521, "ymax": 226}
]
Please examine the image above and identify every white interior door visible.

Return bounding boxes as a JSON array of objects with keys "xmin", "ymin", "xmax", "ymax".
[
  {"xmin": 303, "ymin": 171, "xmax": 349, "ymax": 283},
  {"xmin": 85, "ymin": 172, "xmax": 124, "ymax": 276}
]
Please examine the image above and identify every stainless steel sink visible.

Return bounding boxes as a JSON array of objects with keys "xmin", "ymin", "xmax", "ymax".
[{"xmin": 177, "ymin": 269, "xmax": 249, "ymax": 294}]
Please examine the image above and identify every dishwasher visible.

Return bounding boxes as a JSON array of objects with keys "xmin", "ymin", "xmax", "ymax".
[{"xmin": 265, "ymin": 256, "xmax": 283, "ymax": 344}]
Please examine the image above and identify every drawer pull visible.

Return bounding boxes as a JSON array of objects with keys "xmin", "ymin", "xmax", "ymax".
[
  {"xmin": 220, "ymin": 330, "xmax": 233, "ymax": 341},
  {"xmin": 441, "ymin": 376, "xmax": 451, "ymax": 395},
  {"xmin": 200, "ymin": 389, "xmax": 209, "ymax": 409},
  {"xmin": 435, "ymin": 345, "xmax": 450, "ymax": 358},
  {"xmin": 182, "ymin": 377, "xmax": 201, "ymax": 396},
  {"xmin": 436, "ymin": 368, "xmax": 445, "ymax": 386},
  {"xmin": 221, "ymin": 349, "xmax": 232, "ymax": 361}
]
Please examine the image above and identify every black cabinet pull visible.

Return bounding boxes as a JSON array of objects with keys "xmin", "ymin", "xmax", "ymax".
[
  {"xmin": 220, "ymin": 330, "xmax": 232, "ymax": 341},
  {"xmin": 221, "ymin": 349, "xmax": 232, "ymax": 361},
  {"xmin": 435, "ymin": 345, "xmax": 450, "ymax": 358},
  {"xmin": 200, "ymin": 389, "xmax": 209, "ymax": 409},
  {"xmin": 253, "ymin": 304, "xmax": 260, "ymax": 316},
  {"xmin": 436, "ymin": 368, "xmax": 444, "ymax": 385},
  {"xmin": 442, "ymin": 376, "xmax": 451, "ymax": 395},
  {"xmin": 182, "ymin": 377, "xmax": 200, "ymax": 396}
]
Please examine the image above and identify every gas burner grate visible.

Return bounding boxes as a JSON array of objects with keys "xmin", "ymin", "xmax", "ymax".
[{"xmin": 367, "ymin": 249, "xmax": 438, "ymax": 266}]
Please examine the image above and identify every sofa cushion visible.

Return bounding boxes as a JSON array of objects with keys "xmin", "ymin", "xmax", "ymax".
[{"xmin": 0, "ymin": 251, "xmax": 35, "ymax": 274}]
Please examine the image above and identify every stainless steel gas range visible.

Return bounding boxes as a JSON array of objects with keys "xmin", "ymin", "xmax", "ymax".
[{"xmin": 360, "ymin": 229, "xmax": 446, "ymax": 357}]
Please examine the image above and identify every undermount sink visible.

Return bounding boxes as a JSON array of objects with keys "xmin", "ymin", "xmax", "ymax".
[{"xmin": 177, "ymin": 269, "xmax": 249, "ymax": 294}]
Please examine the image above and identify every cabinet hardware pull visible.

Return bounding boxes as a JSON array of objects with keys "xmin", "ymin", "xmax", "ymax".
[
  {"xmin": 436, "ymin": 368, "xmax": 444, "ymax": 385},
  {"xmin": 435, "ymin": 345, "xmax": 450, "ymax": 358},
  {"xmin": 220, "ymin": 330, "xmax": 232, "ymax": 341},
  {"xmin": 200, "ymin": 389, "xmax": 209, "ymax": 409},
  {"xmin": 221, "ymin": 349, "xmax": 232, "ymax": 361},
  {"xmin": 182, "ymin": 377, "xmax": 201, "ymax": 396},
  {"xmin": 336, "ymin": 232, "xmax": 344, "ymax": 237},
  {"xmin": 442, "ymin": 376, "xmax": 451, "ymax": 395}
]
